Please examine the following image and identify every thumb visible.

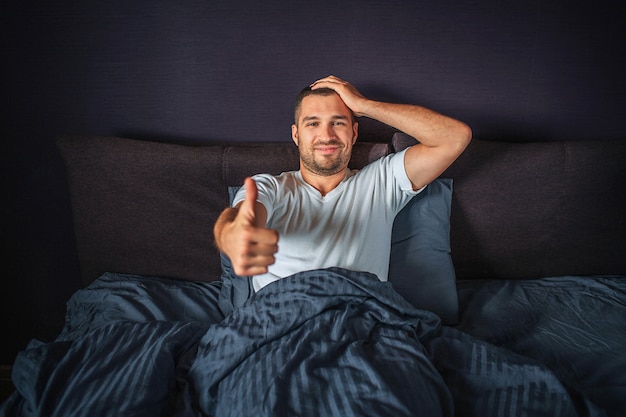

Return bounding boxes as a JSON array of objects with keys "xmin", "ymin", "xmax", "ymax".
[{"xmin": 237, "ymin": 177, "xmax": 258, "ymax": 225}]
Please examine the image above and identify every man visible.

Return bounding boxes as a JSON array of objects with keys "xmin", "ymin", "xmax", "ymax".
[{"xmin": 214, "ymin": 75, "xmax": 471, "ymax": 292}]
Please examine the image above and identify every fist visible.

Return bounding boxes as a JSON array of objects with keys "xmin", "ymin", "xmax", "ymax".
[{"xmin": 221, "ymin": 178, "xmax": 279, "ymax": 276}]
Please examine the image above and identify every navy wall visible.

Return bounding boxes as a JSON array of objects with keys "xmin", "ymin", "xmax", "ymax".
[{"xmin": 2, "ymin": 0, "xmax": 625, "ymax": 363}]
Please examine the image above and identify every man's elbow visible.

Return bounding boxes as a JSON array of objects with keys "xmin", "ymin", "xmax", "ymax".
[
  {"xmin": 452, "ymin": 121, "xmax": 472, "ymax": 154},
  {"xmin": 458, "ymin": 121, "xmax": 473, "ymax": 144}
]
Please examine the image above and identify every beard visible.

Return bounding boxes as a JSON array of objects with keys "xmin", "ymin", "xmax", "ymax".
[{"xmin": 298, "ymin": 140, "xmax": 351, "ymax": 177}]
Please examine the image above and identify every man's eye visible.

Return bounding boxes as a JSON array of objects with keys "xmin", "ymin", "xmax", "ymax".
[{"xmin": 307, "ymin": 122, "xmax": 318, "ymax": 127}]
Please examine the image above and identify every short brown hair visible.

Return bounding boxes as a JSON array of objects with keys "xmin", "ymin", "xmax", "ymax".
[{"xmin": 293, "ymin": 86, "xmax": 355, "ymax": 125}]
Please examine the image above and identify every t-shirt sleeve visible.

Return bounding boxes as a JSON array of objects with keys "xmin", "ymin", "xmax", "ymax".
[{"xmin": 391, "ymin": 147, "xmax": 426, "ymax": 195}]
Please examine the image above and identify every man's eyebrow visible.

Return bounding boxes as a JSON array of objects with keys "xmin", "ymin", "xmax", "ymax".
[{"xmin": 302, "ymin": 115, "xmax": 349, "ymax": 121}]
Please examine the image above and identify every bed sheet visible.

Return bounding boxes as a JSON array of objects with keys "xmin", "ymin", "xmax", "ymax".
[
  {"xmin": 454, "ymin": 276, "xmax": 626, "ymax": 415},
  {"xmin": 2, "ymin": 271, "xmax": 624, "ymax": 417}
]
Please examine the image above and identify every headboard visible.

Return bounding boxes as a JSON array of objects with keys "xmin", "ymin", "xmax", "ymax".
[{"xmin": 57, "ymin": 134, "xmax": 626, "ymax": 285}]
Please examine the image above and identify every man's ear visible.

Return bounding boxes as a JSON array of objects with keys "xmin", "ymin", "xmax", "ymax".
[
  {"xmin": 352, "ymin": 122, "xmax": 359, "ymax": 144},
  {"xmin": 291, "ymin": 124, "xmax": 299, "ymax": 145}
]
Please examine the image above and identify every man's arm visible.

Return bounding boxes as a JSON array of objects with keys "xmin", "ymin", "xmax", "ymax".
[
  {"xmin": 311, "ymin": 76, "xmax": 472, "ymax": 190},
  {"xmin": 214, "ymin": 177, "xmax": 278, "ymax": 276}
]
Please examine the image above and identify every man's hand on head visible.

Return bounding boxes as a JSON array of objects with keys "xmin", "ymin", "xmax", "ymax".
[{"xmin": 310, "ymin": 75, "xmax": 369, "ymax": 117}]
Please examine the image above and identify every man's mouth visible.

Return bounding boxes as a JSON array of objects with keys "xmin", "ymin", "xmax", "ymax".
[{"xmin": 314, "ymin": 142, "xmax": 342, "ymax": 154}]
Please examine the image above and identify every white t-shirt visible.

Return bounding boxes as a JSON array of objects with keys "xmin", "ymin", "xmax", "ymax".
[{"xmin": 232, "ymin": 148, "xmax": 421, "ymax": 291}]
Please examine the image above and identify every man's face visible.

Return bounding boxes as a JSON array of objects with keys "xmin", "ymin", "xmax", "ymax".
[{"xmin": 291, "ymin": 93, "xmax": 358, "ymax": 177}]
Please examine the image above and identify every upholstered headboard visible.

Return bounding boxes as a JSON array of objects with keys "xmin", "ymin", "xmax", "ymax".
[{"xmin": 57, "ymin": 134, "xmax": 626, "ymax": 286}]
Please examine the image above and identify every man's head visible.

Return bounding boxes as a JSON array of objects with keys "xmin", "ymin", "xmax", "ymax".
[
  {"xmin": 294, "ymin": 86, "xmax": 356, "ymax": 126},
  {"xmin": 291, "ymin": 86, "xmax": 358, "ymax": 178}
]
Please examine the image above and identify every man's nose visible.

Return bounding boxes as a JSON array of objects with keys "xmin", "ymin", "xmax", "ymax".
[{"xmin": 323, "ymin": 124, "xmax": 336, "ymax": 138}]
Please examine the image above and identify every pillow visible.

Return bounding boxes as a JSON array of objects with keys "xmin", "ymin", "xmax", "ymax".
[
  {"xmin": 225, "ymin": 180, "xmax": 458, "ymax": 324},
  {"xmin": 217, "ymin": 186, "xmax": 255, "ymax": 313},
  {"xmin": 389, "ymin": 178, "xmax": 458, "ymax": 324}
]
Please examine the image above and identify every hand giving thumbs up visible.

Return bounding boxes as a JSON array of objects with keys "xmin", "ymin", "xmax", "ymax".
[{"xmin": 214, "ymin": 177, "xmax": 279, "ymax": 276}]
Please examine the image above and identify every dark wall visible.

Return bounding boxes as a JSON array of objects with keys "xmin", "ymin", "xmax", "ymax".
[{"xmin": 2, "ymin": 0, "xmax": 625, "ymax": 363}]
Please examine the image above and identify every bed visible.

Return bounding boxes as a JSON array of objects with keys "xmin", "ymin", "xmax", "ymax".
[{"xmin": 1, "ymin": 134, "xmax": 625, "ymax": 417}]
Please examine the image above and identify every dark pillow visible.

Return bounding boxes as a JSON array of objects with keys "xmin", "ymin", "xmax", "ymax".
[
  {"xmin": 56, "ymin": 135, "xmax": 227, "ymax": 285},
  {"xmin": 389, "ymin": 178, "xmax": 458, "ymax": 325},
  {"xmin": 226, "ymin": 181, "xmax": 458, "ymax": 324},
  {"xmin": 218, "ymin": 186, "xmax": 254, "ymax": 312},
  {"xmin": 222, "ymin": 186, "xmax": 247, "ymax": 280}
]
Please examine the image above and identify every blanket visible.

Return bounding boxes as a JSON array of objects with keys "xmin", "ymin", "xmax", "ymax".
[{"xmin": 1, "ymin": 269, "xmax": 621, "ymax": 416}]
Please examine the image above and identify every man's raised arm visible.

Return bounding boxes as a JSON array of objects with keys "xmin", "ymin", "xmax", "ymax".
[{"xmin": 311, "ymin": 75, "xmax": 472, "ymax": 190}]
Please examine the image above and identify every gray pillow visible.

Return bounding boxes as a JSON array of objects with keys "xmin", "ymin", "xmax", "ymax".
[{"xmin": 389, "ymin": 178, "xmax": 458, "ymax": 324}]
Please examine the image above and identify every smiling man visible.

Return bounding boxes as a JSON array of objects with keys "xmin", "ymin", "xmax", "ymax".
[
  {"xmin": 292, "ymin": 86, "xmax": 358, "ymax": 186},
  {"xmin": 214, "ymin": 75, "xmax": 471, "ymax": 292}
]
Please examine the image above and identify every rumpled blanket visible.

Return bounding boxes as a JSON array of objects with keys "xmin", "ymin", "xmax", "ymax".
[{"xmin": 2, "ymin": 268, "xmax": 621, "ymax": 417}]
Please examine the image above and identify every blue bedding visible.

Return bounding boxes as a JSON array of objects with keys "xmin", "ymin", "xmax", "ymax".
[{"xmin": 2, "ymin": 269, "xmax": 625, "ymax": 416}]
